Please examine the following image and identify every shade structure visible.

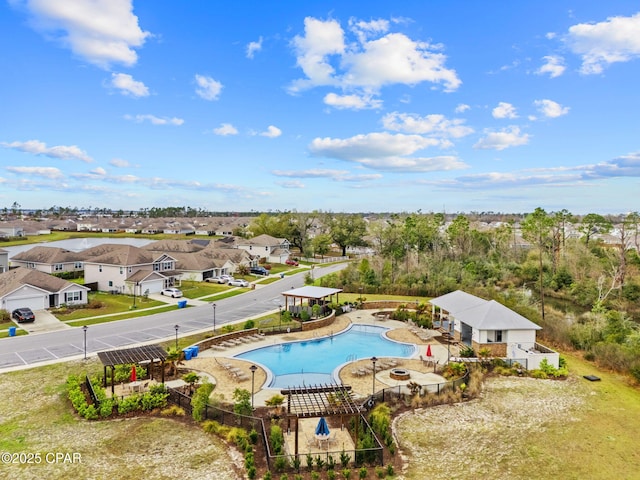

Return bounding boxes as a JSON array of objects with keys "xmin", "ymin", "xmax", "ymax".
[
  {"xmin": 130, "ymin": 365, "xmax": 137, "ymax": 382},
  {"xmin": 426, "ymin": 344, "xmax": 432, "ymax": 357},
  {"xmin": 315, "ymin": 417, "xmax": 330, "ymax": 437}
]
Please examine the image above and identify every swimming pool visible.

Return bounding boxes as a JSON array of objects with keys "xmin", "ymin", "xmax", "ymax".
[{"xmin": 235, "ymin": 324, "xmax": 416, "ymax": 388}]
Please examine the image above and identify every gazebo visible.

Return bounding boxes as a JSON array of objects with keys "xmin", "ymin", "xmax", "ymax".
[
  {"xmin": 281, "ymin": 286, "xmax": 343, "ymax": 317},
  {"xmin": 281, "ymin": 383, "xmax": 362, "ymax": 458},
  {"xmin": 97, "ymin": 345, "xmax": 168, "ymax": 395}
]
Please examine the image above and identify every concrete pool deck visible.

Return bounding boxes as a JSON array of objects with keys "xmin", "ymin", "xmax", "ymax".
[{"xmin": 183, "ymin": 309, "xmax": 453, "ymax": 406}]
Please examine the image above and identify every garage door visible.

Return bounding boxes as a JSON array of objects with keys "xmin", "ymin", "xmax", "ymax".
[
  {"xmin": 5, "ymin": 295, "xmax": 47, "ymax": 313},
  {"xmin": 143, "ymin": 279, "xmax": 164, "ymax": 294}
]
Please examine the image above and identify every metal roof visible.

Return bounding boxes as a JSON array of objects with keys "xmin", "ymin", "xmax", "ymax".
[
  {"xmin": 282, "ymin": 286, "xmax": 343, "ymax": 300},
  {"xmin": 97, "ymin": 344, "xmax": 168, "ymax": 367}
]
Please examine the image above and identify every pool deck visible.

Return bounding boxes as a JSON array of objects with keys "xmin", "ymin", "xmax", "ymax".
[{"xmin": 183, "ymin": 310, "xmax": 454, "ymax": 406}]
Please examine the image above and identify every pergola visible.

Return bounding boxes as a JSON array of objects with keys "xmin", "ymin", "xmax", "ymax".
[
  {"xmin": 281, "ymin": 383, "xmax": 362, "ymax": 457},
  {"xmin": 281, "ymin": 286, "xmax": 343, "ymax": 313},
  {"xmin": 97, "ymin": 345, "xmax": 168, "ymax": 395}
]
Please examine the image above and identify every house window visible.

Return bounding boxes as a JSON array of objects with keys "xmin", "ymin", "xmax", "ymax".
[
  {"xmin": 108, "ymin": 281, "xmax": 113, "ymax": 287},
  {"xmin": 54, "ymin": 263, "xmax": 63, "ymax": 271},
  {"xmin": 153, "ymin": 263, "xmax": 160, "ymax": 271},
  {"xmin": 27, "ymin": 262, "xmax": 35, "ymax": 269},
  {"xmin": 99, "ymin": 265, "xmax": 102, "ymax": 272},
  {"xmin": 488, "ymin": 330, "xmax": 504, "ymax": 342},
  {"xmin": 74, "ymin": 262, "xmax": 83, "ymax": 269},
  {"xmin": 65, "ymin": 291, "xmax": 83, "ymax": 302},
  {"xmin": 120, "ymin": 267, "xmax": 124, "ymax": 274}
]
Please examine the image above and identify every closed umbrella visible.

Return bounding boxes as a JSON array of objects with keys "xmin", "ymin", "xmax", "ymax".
[
  {"xmin": 130, "ymin": 365, "xmax": 137, "ymax": 382},
  {"xmin": 426, "ymin": 344, "xmax": 432, "ymax": 357},
  {"xmin": 315, "ymin": 417, "xmax": 330, "ymax": 437}
]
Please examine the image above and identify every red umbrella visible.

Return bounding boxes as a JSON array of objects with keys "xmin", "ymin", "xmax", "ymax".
[
  {"xmin": 426, "ymin": 344, "xmax": 432, "ymax": 357},
  {"xmin": 130, "ymin": 365, "xmax": 137, "ymax": 382}
]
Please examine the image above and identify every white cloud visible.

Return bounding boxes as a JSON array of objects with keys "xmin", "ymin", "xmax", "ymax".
[
  {"xmin": 382, "ymin": 112, "xmax": 474, "ymax": 138},
  {"xmin": 289, "ymin": 17, "xmax": 460, "ymax": 94},
  {"xmin": 6, "ymin": 166, "xmax": 64, "ymax": 179},
  {"xmin": 536, "ymin": 55, "xmax": 566, "ymax": 78},
  {"xmin": 455, "ymin": 103, "xmax": 470, "ymax": 113},
  {"xmin": 213, "ymin": 123, "xmax": 239, "ymax": 136},
  {"xmin": 260, "ymin": 125, "xmax": 282, "ymax": 138},
  {"xmin": 1, "ymin": 139, "xmax": 92, "ymax": 162},
  {"xmin": 272, "ymin": 168, "xmax": 382, "ymax": 182},
  {"xmin": 565, "ymin": 12, "xmax": 640, "ymax": 74},
  {"xmin": 109, "ymin": 158, "xmax": 131, "ymax": 167},
  {"xmin": 474, "ymin": 126, "xmax": 530, "ymax": 150},
  {"xmin": 309, "ymin": 132, "xmax": 468, "ymax": 172},
  {"xmin": 534, "ymin": 99, "xmax": 570, "ymax": 118},
  {"xmin": 246, "ymin": 36, "xmax": 263, "ymax": 59},
  {"xmin": 492, "ymin": 102, "xmax": 518, "ymax": 119},
  {"xmin": 110, "ymin": 73, "xmax": 149, "ymax": 97},
  {"xmin": 277, "ymin": 180, "xmax": 305, "ymax": 189},
  {"xmin": 195, "ymin": 74, "xmax": 223, "ymax": 100},
  {"xmin": 90, "ymin": 167, "xmax": 107, "ymax": 175},
  {"xmin": 323, "ymin": 92, "xmax": 382, "ymax": 110},
  {"xmin": 17, "ymin": 0, "xmax": 150, "ymax": 68},
  {"xmin": 290, "ymin": 17, "xmax": 345, "ymax": 91},
  {"xmin": 124, "ymin": 114, "xmax": 184, "ymax": 125}
]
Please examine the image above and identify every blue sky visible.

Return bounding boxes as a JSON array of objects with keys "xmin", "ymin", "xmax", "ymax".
[{"xmin": 1, "ymin": 1, "xmax": 639, "ymax": 215}]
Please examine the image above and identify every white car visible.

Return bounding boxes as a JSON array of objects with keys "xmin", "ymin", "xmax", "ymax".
[
  {"xmin": 161, "ymin": 287, "xmax": 183, "ymax": 298},
  {"xmin": 228, "ymin": 279, "xmax": 249, "ymax": 287}
]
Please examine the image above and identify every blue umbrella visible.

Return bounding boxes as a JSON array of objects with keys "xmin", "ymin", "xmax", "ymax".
[{"xmin": 315, "ymin": 417, "xmax": 330, "ymax": 436}]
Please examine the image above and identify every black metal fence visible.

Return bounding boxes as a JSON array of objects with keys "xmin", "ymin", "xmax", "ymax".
[{"xmin": 85, "ymin": 375, "xmax": 100, "ymax": 407}]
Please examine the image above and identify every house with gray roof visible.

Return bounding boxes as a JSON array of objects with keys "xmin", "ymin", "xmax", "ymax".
[
  {"xmin": 0, "ymin": 267, "xmax": 90, "ymax": 313},
  {"xmin": 11, "ymin": 246, "xmax": 84, "ymax": 275},
  {"xmin": 429, "ymin": 290, "xmax": 558, "ymax": 370},
  {"xmin": 82, "ymin": 244, "xmax": 180, "ymax": 295},
  {"xmin": 235, "ymin": 234, "xmax": 291, "ymax": 263}
]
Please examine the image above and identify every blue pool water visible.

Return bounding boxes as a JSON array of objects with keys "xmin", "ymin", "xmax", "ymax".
[{"xmin": 235, "ymin": 324, "xmax": 416, "ymax": 388}]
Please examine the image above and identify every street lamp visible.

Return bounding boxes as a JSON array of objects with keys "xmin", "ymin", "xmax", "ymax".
[
  {"xmin": 371, "ymin": 356, "xmax": 378, "ymax": 397},
  {"xmin": 211, "ymin": 303, "xmax": 217, "ymax": 334},
  {"xmin": 83, "ymin": 325, "xmax": 88, "ymax": 360},
  {"xmin": 250, "ymin": 365, "xmax": 258, "ymax": 409},
  {"xmin": 174, "ymin": 324, "xmax": 179, "ymax": 350}
]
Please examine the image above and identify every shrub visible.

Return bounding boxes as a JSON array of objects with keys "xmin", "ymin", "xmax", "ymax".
[
  {"xmin": 244, "ymin": 319, "xmax": 256, "ymax": 329},
  {"xmin": 191, "ymin": 380, "xmax": 215, "ymax": 421},
  {"xmin": 341, "ymin": 469, "xmax": 351, "ymax": 479},
  {"xmin": 161, "ymin": 405, "xmax": 185, "ymax": 416},
  {"xmin": 359, "ymin": 466, "xmax": 368, "ymax": 479},
  {"xmin": 386, "ymin": 464, "xmax": 394, "ymax": 476},
  {"xmin": 327, "ymin": 470, "xmax": 336, "ymax": 480}
]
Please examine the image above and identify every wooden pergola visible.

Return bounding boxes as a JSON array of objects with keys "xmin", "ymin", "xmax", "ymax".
[
  {"xmin": 281, "ymin": 383, "xmax": 362, "ymax": 457},
  {"xmin": 97, "ymin": 345, "xmax": 168, "ymax": 396}
]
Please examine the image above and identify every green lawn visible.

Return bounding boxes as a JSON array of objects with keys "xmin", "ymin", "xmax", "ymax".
[
  {"xmin": 179, "ymin": 280, "xmax": 231, "ymax": 299},
  {"xmin": 52, "ymin": 292, "xmax": 164, "ymax": 321}
]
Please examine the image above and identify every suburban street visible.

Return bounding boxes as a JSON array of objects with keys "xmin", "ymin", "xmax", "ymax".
[{"xmin": 0, "ymin": 263, "xmax": 347, "ymax": 373}]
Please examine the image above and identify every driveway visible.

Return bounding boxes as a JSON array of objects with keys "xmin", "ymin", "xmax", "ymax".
[{"xmin": 17, "ymin": 310, "xmax": 71, "ymax": 334}]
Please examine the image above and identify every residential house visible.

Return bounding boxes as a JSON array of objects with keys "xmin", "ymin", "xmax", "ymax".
[
  {"xmin": 10, "ymin": 246, "xmax": 85, "ymax": 275},
  {"xmin": 430, "ymin": 290, "xmax": 558, "ymax": 370},
  {"xmin": 82, "ymin": 244, "xmax": 180, "ymax": 295},
  {"xmin": 0, "ymin": 267, "xmax": 90, "ymax": 312},
  {"xmin": 0, "ymin": 248, "xmax": 8, "ymax": 273},
  {"xmin": 235, "ymin": 234, "xmax": 291, "ymax": 263}
]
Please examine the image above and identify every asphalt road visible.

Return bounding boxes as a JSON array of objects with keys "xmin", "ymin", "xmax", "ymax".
[{"xmin": 0, "ymin": 263, "xmax": 347, "ymax": 373}]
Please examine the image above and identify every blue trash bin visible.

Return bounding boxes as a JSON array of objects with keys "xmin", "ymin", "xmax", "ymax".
[
  {"xmin": 177, "ymin": 300, "xmax": 187, "ymax": 308},
  {"xmin": 8, "ymin": 326, "xmax": 16, "ymax": 337},
  {"xmin": 191, "ymin": 345, "xmax": 199, "ymax": 357},
  {"xmin": 182, "ymin": 348, "xmax": 193, "ymax": 360}
]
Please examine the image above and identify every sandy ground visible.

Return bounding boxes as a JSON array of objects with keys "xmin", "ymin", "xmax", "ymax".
[{"xmin": 184, "ymin": 310, "xmax": 454, "ymax": 403}]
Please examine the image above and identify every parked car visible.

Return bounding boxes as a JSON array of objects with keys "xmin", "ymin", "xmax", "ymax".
[
  {"xmin": 161, "ymin": 287, "xmax": 183, "ymax": 298},
  {"xmin": 228, "ymin": 279, "xmax": 249, "ymax": 287},
  {"xmin": 205, "ymin": 275, "xmax": 233, "ymax": 284},
  {"xmin": 285, "ymin": 258, "xmax": 299, "ymax": 266},
  {"xmin": 250, "ymin": 266, "xmax": 269, "ymax": 276},
  {"xmin": 12, "ymin": 307, "xmax": 35, "ymax": 323}
]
